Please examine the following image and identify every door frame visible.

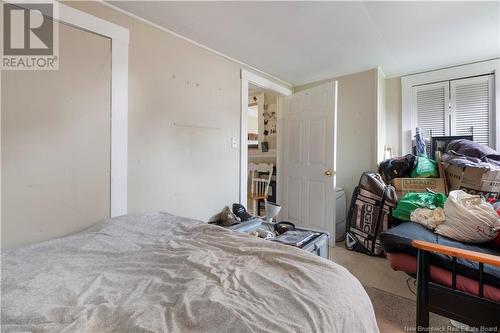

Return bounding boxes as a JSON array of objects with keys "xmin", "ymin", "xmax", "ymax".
[
  {"xmin": 14, "ymin": 3, "xmax": 130, "ymax": 217},
  {"xmin": 239, "ymin": 69, "xmax": 292, "ymax": 208}
]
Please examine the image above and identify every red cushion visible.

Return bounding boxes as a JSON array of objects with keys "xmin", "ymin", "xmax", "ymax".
[{"xmin": 386, "ymin": 252, "xmax": 500, "ymax": 303}]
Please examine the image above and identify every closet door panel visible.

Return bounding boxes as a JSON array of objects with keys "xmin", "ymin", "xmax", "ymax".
[
  {"xmin": 451, "ymin": 74, "xmax": 494, "ymax": 146},
  {"xmin": 2, "ymin": 22, "xmax": 112, "ymax": 248},
  {"xmin": 412, "ymin": 81, "xmax": 449, "ymax": 138}
]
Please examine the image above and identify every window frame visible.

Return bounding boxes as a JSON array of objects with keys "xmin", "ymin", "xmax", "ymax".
[{"xmin": 401, "ymin": 59, "xmax": 500, "ymax": 153}]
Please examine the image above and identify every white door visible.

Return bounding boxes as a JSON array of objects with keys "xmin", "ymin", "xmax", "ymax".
[{"xmin": 280, "ymin": 81, "xmax": 337, "ymax": 245}]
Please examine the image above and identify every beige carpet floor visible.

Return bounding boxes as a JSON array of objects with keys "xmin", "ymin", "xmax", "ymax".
[
  {"xmin": 330, "ymin": 243, "xmax": 452, "ymax": 333},
  {"xmin": 365, "ymin": 286, "xmax": 450, "ymax": 332}
]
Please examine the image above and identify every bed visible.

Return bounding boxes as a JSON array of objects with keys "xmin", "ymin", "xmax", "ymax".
[
  {"xmin": 1, "ymin": 212, "xmax": 378, "ymax": 333},
  {"xmin": 380, "ymin": 222, "xmax": 500, "ymax": 328},
  {"xmin": 380, "ymin": 222, "xmax": 500, "ymax": 302}
]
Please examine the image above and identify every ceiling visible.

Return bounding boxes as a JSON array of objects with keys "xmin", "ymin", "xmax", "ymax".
[{"xmin": 108, "ymin": 1, "xmax": 500, "ymax": 85}]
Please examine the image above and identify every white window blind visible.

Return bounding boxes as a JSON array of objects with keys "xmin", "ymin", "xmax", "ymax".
[
  {"xmin": 451, "ymin": 75, "xmax": 493, "ymax": 146},
  {"xmin": 413, "ymin": 81, "xmax": 449, "ymax": 139},
  {"xmin": 412, "ymin": 74, "xmax": 494, "ymax": 146}
]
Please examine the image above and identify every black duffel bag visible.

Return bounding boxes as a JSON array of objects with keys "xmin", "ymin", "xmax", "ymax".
[{"xmin": 378, "ymin": 154, "xmax": 417, "ymax": 182}]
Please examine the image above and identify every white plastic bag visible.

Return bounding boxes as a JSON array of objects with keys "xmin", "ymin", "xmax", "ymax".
[
  {"xmin": 411, "ymin": 207, "xmax": 446, "ymax": 230},
  {"xmin": 436, "ymin": 190, "xmax": 500, "ymax": 243}
]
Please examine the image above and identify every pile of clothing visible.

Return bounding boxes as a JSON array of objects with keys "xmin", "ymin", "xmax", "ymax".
[
  {"xmin": 394, "ymin": 189, "xmax": 500, "ymax": 244},
  {"xmin": 208, "ymin": 204, "xmax": 253, "ymax": 226},
  {"xmin": 391, "ymin": 139, "xmax": 500, "ymax": 247},
  {"xmin": 442, "ymin": 139, "xmax": 500, "ymax": 169}
]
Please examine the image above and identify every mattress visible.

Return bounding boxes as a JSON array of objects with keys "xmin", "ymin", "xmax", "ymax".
[
  {"xmin": 1, "ymin": 212, "xmax": 378, "ymax": 333},
  {"xmin": 380, "ymin": 222, "xmax": 500, "ymax": 288}
]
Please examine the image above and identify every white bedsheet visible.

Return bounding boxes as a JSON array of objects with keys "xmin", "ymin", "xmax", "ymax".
[{"xmin": 1, "ymin": 212, "xmax": 379, "ymax": 333}]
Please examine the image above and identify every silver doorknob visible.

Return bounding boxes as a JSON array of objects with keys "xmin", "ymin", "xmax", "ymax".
[{"xmin": 325, "ymin": 169, "xmax": 334, "ymax": 177}]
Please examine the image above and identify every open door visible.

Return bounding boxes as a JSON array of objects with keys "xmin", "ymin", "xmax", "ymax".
[{"xmin": 279, "ymin": 81, "xmax": 337, "ymax": 245}]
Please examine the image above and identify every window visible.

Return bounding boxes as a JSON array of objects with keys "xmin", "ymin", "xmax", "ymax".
[
  {"xmin": 413, "ymin": 74, "xmax": 494, "ymax": 146},
  {"xmin": 247, "ymin": 104, "xmax": 259, "ymax": 147},
  {"xmin": 401, "ymin": 59, "xmax": 500, "ymax": 154}
]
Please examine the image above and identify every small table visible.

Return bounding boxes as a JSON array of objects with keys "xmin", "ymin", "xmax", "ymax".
[{"xmin": 229, "ymin": 219, "xmax": 330, "ymax": 259}]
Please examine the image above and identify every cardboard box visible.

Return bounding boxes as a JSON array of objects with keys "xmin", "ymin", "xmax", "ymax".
[
  {"xmin": 390, "ymin": 177, "xmax": 448, "ymax": 198},
  {"xmin": 444, "ymin": 163, "xmax": 500, "ymax": 199}
]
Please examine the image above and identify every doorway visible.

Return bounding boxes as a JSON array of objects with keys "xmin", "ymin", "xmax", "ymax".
[
  {"xmin": 246, "ymin": 87, "xmax": 279, "ymax": 215},
  {"xmin": 239, "ymin": 70, "xmax": 292, "ymax": 214},
  {"xmin": 240, "ymin": 72, "xmax": 338, "ymax": 245}
]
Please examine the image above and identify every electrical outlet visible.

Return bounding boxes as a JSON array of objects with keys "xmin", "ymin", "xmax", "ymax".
[{"xmin": 231, "ymin": 137, "xmax": 238, "ymax": 149}]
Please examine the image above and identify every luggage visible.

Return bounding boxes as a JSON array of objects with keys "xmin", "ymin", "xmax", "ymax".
[{"xmin": 345, "ymin": 172, "xmax": 398, "ymax": 256}]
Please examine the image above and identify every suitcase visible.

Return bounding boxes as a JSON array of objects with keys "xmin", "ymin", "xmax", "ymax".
[
  {"xmin": 345, "ymin": 172, "xmax": 398, "ymax": 256},
  {"xmin": 230, "ymin": 219, "xmax": 330, "ymax": 259},
  {"xmin": 301, "ymin": 232, "xmax": 329, "ymax": 259}
]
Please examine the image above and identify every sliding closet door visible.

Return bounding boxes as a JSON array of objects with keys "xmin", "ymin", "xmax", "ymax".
[{"xmin": 1, "ymin": 22, "xmax": 112, "ymax": 249}]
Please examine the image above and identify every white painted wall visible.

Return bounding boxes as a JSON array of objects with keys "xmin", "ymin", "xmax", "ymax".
[
  {"xmin": 1, "ymin": 1, "xmax": 407, "ymax": 249},
  {"xmin": 377, "ymin": 68, "xmax": 386, "ymax": 163},
  {"xmin": 385, "ymin": 77, "xmax": 402, "ymax": 156},
  {"xmin": 67, "ymin": 2, "xmax": 286, "ymax": 221}
]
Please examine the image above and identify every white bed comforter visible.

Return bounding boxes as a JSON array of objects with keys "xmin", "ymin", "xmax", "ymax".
[{"xmin": 1, "ymin": 212, "xmax": 378, "ymax": 333}]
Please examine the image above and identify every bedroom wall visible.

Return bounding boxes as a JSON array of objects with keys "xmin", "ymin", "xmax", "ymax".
[
  {"xmin": 0, "ymin": 1, "xmax": 402, "ymax": 247},
  {"xmin": 295, "ymin": 69, "xmax": 379, "ymax": 206},
  {"xmin": 377, "ymin": 69, "xmax": 387, "ymax": 163},
  {"xmin": 296, "ymin": 71, "xmax": 406, "ymax": 207},
  {"xmin": 65, "ymin": 1, "xmax": 289, "ymax": 221},
  {"xmin": 295, "ymin": 72, "xmax": 404, "ymax": 209},
  {"xmin": 385, "ymin": 77, "xmax": 402, "ymax": 156}
]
